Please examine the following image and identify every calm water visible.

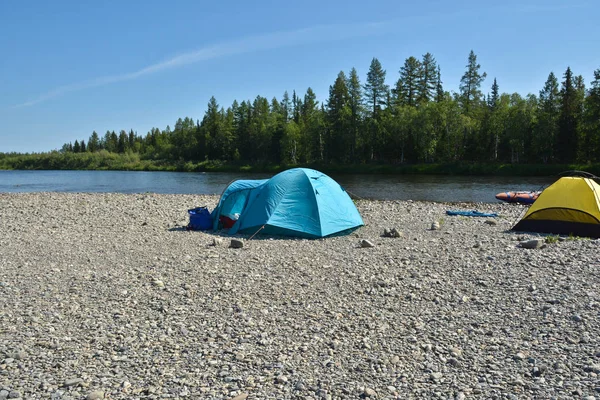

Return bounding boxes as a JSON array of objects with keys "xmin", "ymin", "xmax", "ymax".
[{"xmin": 0, "ymin": 170, "xmax": 552, "ymax": 203}]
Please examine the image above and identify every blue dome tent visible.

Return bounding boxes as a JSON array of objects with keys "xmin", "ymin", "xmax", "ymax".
[{"xmin": 211, "ymin": 168, "xmax": 363, "ymax": 238}]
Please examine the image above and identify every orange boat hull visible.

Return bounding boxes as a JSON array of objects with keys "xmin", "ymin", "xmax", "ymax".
[{"xmin": 495, "ymin": 191, "xmax": 540, "ymax": 204}]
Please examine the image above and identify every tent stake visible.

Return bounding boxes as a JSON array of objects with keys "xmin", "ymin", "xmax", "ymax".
[{"xmin": 248, "ymin": 225, "xmax": 265, "ymax": 241}]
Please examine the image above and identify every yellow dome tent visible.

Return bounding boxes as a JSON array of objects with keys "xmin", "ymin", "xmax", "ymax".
[{"xmin": 512, "ymin": 175, "xmax": 600, "ymax": 238}]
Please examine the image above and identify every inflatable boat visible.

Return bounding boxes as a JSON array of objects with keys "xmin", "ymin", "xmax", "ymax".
[{"xmin": 495, "ymin": 191, "xmax": 541, "ymax": 204}]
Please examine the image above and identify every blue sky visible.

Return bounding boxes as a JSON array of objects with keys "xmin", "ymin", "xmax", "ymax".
[{"xmin": 0, "ymin": 0, "xmax": 598, "ymax": 153}]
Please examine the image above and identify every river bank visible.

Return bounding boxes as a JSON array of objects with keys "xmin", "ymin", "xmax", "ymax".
[
  {"xmin": 2, "ymin": 151, "xmax": 599, "ymax": 177},
  {"xmin": 0, "ymin": 193, "xmax": 598, "ymax": 399}
]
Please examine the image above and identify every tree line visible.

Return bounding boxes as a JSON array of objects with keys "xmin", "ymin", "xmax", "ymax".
[{"xmin": 61, "ymin": 51, "xmax": 600, "ymax": 166}]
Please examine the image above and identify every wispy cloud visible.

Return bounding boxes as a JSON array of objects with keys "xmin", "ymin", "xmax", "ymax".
[{"xmin": 14, "ymin": 21, "xmax": 392, "ymax": 108}]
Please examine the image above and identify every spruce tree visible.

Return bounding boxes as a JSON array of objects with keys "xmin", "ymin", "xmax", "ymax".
[
  {"xmin": 533, "ymin": 72, "xmax": 560, "ymax": 162},
  {"xmin": 88, "ymin": 131, "xmax": 100, "ymax": 152},
  {"xmin": 489, "ymin": 78, "xmax": 499, "ymax": 109},
  {"xmin": 363, "ymin": 58, "xmax": 388, "ymax": 117},
  {"xmin": 280, "ymin": 91, "xmax": 291, "ymax": 122},
  {"xmin": 397, "ymin": 56, "xmax": 421, "ymax": 107},
  {"xmin": 582, "ymin": 69, "xmax": 600, "ymax": 161},
  {"xmin": 557, "ymin": 67, "xmax": 579, "ymax": 162},
  {"xmin": 459, "ymin": 50, "xmax": 487, "ymax": 113},
  {"xmin": 347, "ymin": 68, "xmax": 364, "ymax": 161},
  {"xmin": 118, "ymin": 130, "xmax": 128, "ymax": 153},
  {"xmin": 435, "ymin": 66, "xmax": 444, "ymax": 103},
  {"xmin": 326, "ymin": 71, "xmax": 351, "ymax": 162},
  {"xmin": 418, "ymin": 52, "xmax": 438, "ymax": 103}
]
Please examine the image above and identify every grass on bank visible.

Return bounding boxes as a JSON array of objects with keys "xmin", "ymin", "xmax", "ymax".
[{"xmin": 1, "ymin": 151, "xmax": 600, "ymax": 177}]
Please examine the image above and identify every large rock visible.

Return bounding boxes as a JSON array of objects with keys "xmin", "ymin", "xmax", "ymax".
[
  {"xmin": 230, "ymin": 239, "xmax": 244, "ymax": 249},
  {"xmin": 519, "ymin": 239, "xmax": 545, "ymax": 249}
]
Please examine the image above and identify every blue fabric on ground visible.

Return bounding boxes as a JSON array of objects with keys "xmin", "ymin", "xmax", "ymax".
[{"xmin": 446, "ymin": 210, "xmax": 498, "ymax": 217}]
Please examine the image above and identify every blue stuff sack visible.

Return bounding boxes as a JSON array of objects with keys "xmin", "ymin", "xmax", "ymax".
[{"xmin": 187, "ymin": 206, "xmax": 213, "ymax": 231}]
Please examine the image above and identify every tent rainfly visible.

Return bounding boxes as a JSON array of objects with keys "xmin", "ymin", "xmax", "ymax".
[
  {"xmin": 512, "ymin": 176, "xmax": 600, "ymax": 238},
  {"xmin": 211, "ymin": 168, "xmax": 364, "ymax": 238}
]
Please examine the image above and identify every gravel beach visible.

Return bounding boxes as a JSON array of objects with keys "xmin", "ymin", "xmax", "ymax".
[{"xmin": 0, "ymin": 193, "xmax": 599, "ymax": 399}]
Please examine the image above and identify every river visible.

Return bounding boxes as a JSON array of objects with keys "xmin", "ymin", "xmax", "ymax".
[{"xmin": 0, "ymin": 170, "xmax": 551, "ymax": 203}]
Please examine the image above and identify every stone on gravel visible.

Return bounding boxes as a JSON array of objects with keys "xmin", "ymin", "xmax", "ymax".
[
  {"xmin": 431, "ymin": 221, "xmax": 440, "ymax": 230},
  {"xmin": 383, "ymin": 228, "xmax": 403, "ymax": 238},
  {"xmin": 359, "ymin": 239, "xmax": 375, "ymax": 248},
  {"xmin": 211, "ymin": 237, "xmax": 224, "ymax": 246},
  {"xmin": 230, "ymin": 239, "xmax": 244, "ymax": 248},
  {"xmin": 63, "ymin": 378, "xmax": 83, "ymax": 387},
  {"xmin": 86, "ymin": 391, "xmax": 105, "ymax": 400},
  {"xmin": 519, "ymin": 239, "xmax": 545, "ymax": 249},
  {"xmin": 484, "ymin": 219, "xmax": 497, "ymax": 225},
  {"xmin": 363, "ymin": 388, "xmax": 377, "ymax": 397},
  {"xmin": 151, "ymin": 279, "xmax": 164, "ymax": 288}
]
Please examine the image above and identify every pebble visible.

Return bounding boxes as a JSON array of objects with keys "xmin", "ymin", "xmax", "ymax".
[
  {"xmin": 152, "ymin": 279, "xmax": 165, "ymax": 288},
  {"xmin": 431, "ymin": 372, "xmax": 443, "ymax": 381},
  {"xmin": 359, "ymin": 239, "xmax": 375, "ymax": 248},
  {"xmin": 63, "ymin": 378, "xmax": 83, "ymax": 387},
  {"xmin": 86, "ymin": 391, "xmax": 104, "ymax": 400}
]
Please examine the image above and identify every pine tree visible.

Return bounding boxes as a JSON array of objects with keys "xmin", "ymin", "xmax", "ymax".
[
  {"xmin": 489, "ymin": 78, "xmax": 499, "ymax": 109},
  {"xmin": 581, "ymin": 69, "xmax": 600, "ymax": 161},
  {"xmin": 326, "ymin": 71, "xmax": 352, "ymax": 162},
  {"xmin": 301, "ymin": 88, "xmax": 322, "ymax": 162},
  {"xmin": 347, "ymin": 68, "xmax": 363, "ymax": 161},
  {"xmin": 459, "ymin": 50, "xmax": 487, "ymax": 113},
  {"xmin": 73, "ymin": 140, "xmax": 80, "ymax": 153},
  {"xmin": 128, "ymin": 129, "xmax": 136, "ymax": 149},
  {"xmin": 203, "ymin": 96, "xmax": 224, "ymax": 160},
  {"xmin": 292, "ymin": 90, "xmax": 301, "ymax": 123},
  {"xmin": 280, "ymin": 91, "xmax": 291, "ymax": 122},
  {"xmin": 532, "ymin": 72, "xmax": 560, "ymax": 162},
  {"xmin": 363, "ymin": 58, "xmax": 388, "ymax": 117},
  {"xmin": 109, "ymin": 131, "xmax": 118, "ymax": 153},
  {"xmin": 417, "ymin": 52, "xmax": 438, "ymax": 103},
  {"xmin": 397, "ymin": 56, "xmax": 421, "ymax": 107},
  {"xmin": 557, "ymin": 67, "xmax": 579, "ymax": 162},
  {"xmin": 80, "ymin": 140, "xmax": 86, "ymax": 152},
  {"xmin": 435, "ymin": 66, "xmax": 444, "ymax": 103},
  {"xmin": 118, "ymin": 130, "xmax": 128, "ymax": 153},
  {"xmin": 88, "ymin": 131, "xmax": 100, "ymax": 152}
]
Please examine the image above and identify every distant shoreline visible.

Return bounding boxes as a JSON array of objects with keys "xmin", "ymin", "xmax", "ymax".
[{"xmin": 1, "ymin": 152, "xmax": 598, "ymax": 176}]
